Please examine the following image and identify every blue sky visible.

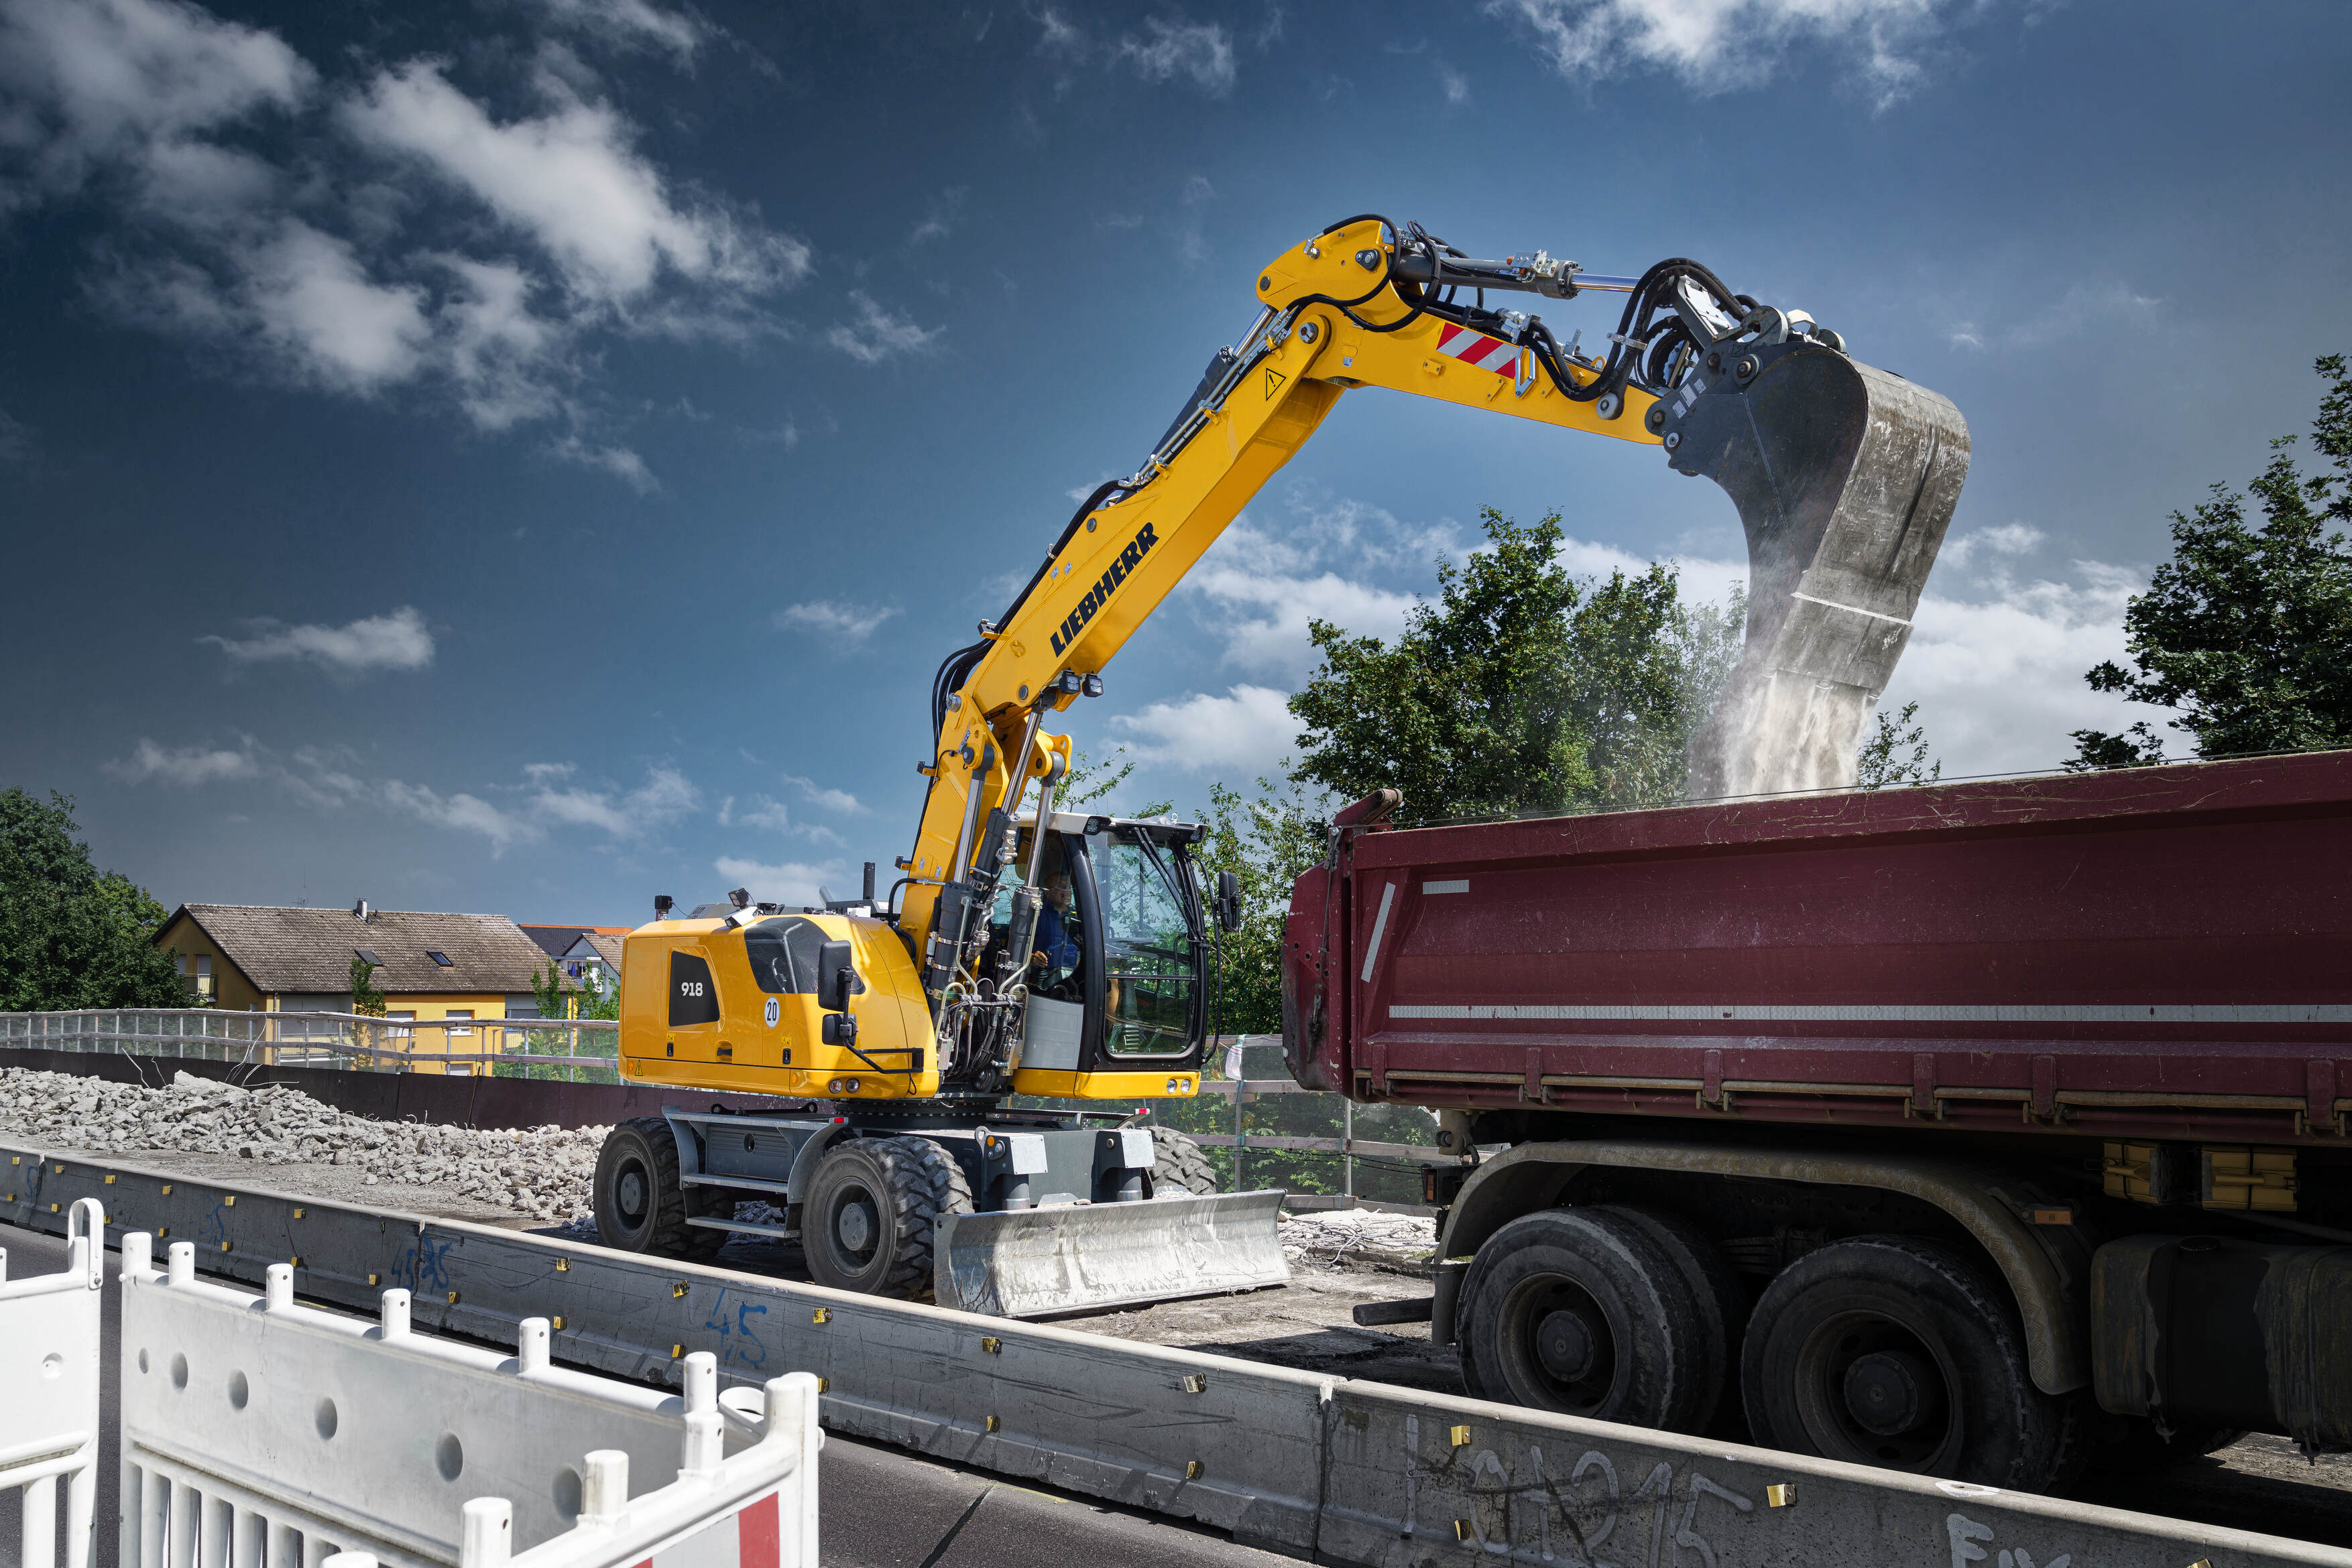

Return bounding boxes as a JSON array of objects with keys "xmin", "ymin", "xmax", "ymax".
[{"xmin": 4, "ymin": 0, "xmax": 2348, "ymax": 926}]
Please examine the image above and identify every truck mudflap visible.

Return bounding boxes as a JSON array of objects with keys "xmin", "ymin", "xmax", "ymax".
[
  {"xmin": 932, "ymin": 1189, "xmax": 1290, "ymax": 1318},
  {"xmin": 1667, "ymin": 339, "xmax": 1972, "ymax": 800}
]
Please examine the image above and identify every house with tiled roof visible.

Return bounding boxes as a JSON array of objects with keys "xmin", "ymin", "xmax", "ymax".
[{"xmin": 152, "ymin": 901, "xmax": 552, "ymax": 1068}]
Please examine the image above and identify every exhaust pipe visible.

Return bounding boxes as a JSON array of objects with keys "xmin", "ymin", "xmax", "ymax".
[{"xmin": 1667, "ymin": 340, "xmax": 1971, "ymax": 800}]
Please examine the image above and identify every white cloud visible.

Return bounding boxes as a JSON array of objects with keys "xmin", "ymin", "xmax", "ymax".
[
  {"xmin": 1883, "ymin": 556, "xmax": 2170, "ymax": 778},
  {"xmin": 781, "ymin": 774, "xmax": 867, "ymax": 815},
  {"xmin": 1490, "ymin": 0, "xmax": 1951, "ymax": 107},
  {"xmin": 532, "ymin": 0, "xmax": 714, "ymax": 65},
  {"xmin": 0, "ymin": 407, "xmax": 30, "ymax": 464},
  {"xmin": 200, "ymin": 604, "xmax": 435, "ymax": 674},
  {"xmin": 548, "ymin": 434, "xmax": 656, "ymax": 491},
  {"xmin": 1940, "ymin": 521, "xmax": 2044, "ymax": 568},
  {"xmin": 1944, "ymin": 280, "xmax": 2162, "ymax": 355},
  {"xmin": 379, "ymin": 778, "xmax": 534, "ymax": 849},
  {"xmin": 1033, "ymin": 9, "xmax": 1237, "ymax": 95},
  {"xmin": 341, "ymin": 62, "xmax": 807, "ymax": 310},
  {"xmin": 0, "ymin": 3, "xmax": 807, "ymax": 479},
  {"xmin": 823, "ymin": 292, "xmax": 941, "ymax": 363},
  {"xmin": 1115, "ymin": 17, "xmax": 1236, "ymax": 93},
  {"xmin": 773, "ymin": 599, "xmax": 900, "ymax": 644},
  {"xmin": 0, "ymin": 0, "xmax": 312, "ymax": 206},
  {"xmin": 719, "ymin": 792, "xmax": 848, "ymax": 845},
  {"xmin": 908, "ymin": 185, "xmax": 965, "ymax": 245},
  {"xmin": 713, "ymin": 855, "xmax": 847, "ymax": 908},
  {"xmin": 531, "ymin": 764, "xmax": 700, "ymax": 838},
  {"xmin": 1437, "ymin": 61, "xmax": 1470, "ymax": 102},
  {"xmin": 108, "ymin": 737, "xmax": 262, "ymax": 786},
  {"xmin": 1110, "ymin": 684, "xmax": 1299, "ymax": 774}
]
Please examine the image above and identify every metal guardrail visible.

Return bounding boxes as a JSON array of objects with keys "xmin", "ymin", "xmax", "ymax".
[
  {"xmin": 5, "ymin": 1145, "xmax": 2345, "ymax": 1568},
  {"xmin": 0, "ymin": 1010, "xmax": 622, "ymax": 1083}
]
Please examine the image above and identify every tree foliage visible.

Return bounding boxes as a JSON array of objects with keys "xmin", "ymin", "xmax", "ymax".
[
  {"xmin": 2070, "ymin": 355, "xmax": 2352, "ymax": 769},
  {"xmin": 1287, "ymin": 508, "xmax": 1744, "ymax": 823},
  {"xmin": 532, "ymin": 960, "xmax": 620, "ymax": 1021},
  {"xmin": 349, "ymin": 955, "xmax": 387, "ymax": 1017},
  {"xmin": 1856, "ymin": 701, "xmax": 1943, "ymax": 788},
  {"xmin": 0, "ymin": 789, "xmax": 188, "ymax": 1010}
]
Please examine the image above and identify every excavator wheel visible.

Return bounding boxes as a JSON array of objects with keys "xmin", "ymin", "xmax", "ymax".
[
  {"xmin": 593, "ymin": 1117, "xmax": 727, "ymax": 1263},
  {"xmin": 1150, "ymin": 1128, "xmax": 1219, "ymax": 1197},
  {"xmin": 802, "ymin": 1135, "xmax": 974, "ymax": 1299}
]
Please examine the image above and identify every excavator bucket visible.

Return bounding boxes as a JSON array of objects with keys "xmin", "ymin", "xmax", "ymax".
[
  {"xmin": 1671, "ymin": 340, "xmax": 1973, "ymax": 800},
  {"xmin": 932, "ymin": 1189, "xmax": 1291, "ymax": 1318}
]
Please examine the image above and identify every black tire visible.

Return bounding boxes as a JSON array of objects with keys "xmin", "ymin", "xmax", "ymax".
[
  {"xmin": 801, "ymin": 1136, "xmax": 974, "ymax": 1299},
  {"xmin": 1457, "ymin": 1208, "xmax": 1717, "ymax": 1432},
  {"xmin": 1150, "ymin": 1128, "xmax": 1218, "ymax": 1197},
  {"xmin": 1595, "ymin": 1205, "xmax": 1745, "ymax": 1433},
  {"xmin": 2084, "ymin": 1416, "xmax": 2247, "ymax": 1474},
  {"xmin": 593, "ymin": 1118, "xmax": 725, "ymax": 1262},
  {"xmin": 1741, "ymin": 1235, "xmax": 2071, "ymax": 1490}
]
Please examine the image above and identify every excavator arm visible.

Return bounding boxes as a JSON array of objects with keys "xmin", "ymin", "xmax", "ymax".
[{"xmin": 896, "ymin": 213, "xmax": 1969, "ymax": 1095}]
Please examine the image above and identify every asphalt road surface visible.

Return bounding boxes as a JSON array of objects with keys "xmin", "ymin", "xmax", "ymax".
[{"xmin": 0, "ymin": 1221, "xmax": 1294, "ymax": 1568}]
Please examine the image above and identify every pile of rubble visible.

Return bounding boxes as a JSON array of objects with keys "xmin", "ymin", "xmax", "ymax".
[
  {"xmin": 0, "ymin": 1067, "xmax": 603, "ymax": 1224},
  {"xmin": 1278, "ymin": 1206, "xmax": 1436, "ymax": 1272}
]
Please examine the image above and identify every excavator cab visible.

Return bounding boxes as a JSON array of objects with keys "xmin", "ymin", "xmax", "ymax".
[{"xmin": 992, "ymin": 814, "xmax": 1212, "ymax": 1097}]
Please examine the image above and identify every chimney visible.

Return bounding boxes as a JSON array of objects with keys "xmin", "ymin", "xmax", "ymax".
[{"xmin": 353, "ymin": 899, "xmax": 371, "ymax": 921}]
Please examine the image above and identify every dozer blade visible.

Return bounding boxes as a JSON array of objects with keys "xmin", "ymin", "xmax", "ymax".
[
  {"xmin": 933, "ymin": 1189, "xmax": 1291, "ymax": 1319},
  {"xmin": 1670, "ymin": 340, "xmax": 1973, "ymax": 800}
]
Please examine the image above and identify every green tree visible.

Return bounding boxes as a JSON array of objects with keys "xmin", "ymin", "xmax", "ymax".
[
  {"xmin": 531, "ymin": 961, "xmax": 620, "ymax": 1022},
  {"xmin": 0, "ymin": 789, "xmax": 188, "ymax": 1010},
  {"xmin": 1856, "ymin": 701, "xmax": 1943, "ymax": 788},
  {"xmin": 1189, "ymin": 772, "xmax": 1330, "ymax": 1036},
  {"xmin": 2070, "ymin": 355, "xmax": 2352, "ymax": 769},
  {"xmin": 1289, "ymin": 507, "xmax": 1744, "ymax": 822},
  {"xmin": 349, "ymin": 955, "xmax": 388, "ymax": 1016}
]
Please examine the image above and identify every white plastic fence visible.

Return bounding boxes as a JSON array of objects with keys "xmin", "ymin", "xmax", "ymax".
[
  {"xmin": 1, "ymin": 1196, "xmax": 105, "ymax": 1568},
  {"xmin": 117, "ymin": 1233, "xmax": 817, "ymax": 1568}
]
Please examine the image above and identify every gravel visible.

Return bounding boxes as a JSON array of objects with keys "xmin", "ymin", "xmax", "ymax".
[{"xmin": 0, "ymin": 1067, "xmax": 605, "ymax": 1225}]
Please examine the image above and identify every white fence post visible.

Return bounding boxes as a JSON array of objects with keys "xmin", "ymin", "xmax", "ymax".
[
  {"xmin": 115, "ymin": 1238, "xmax": 816, "ymax": 1568},
  {"xmin": 1, "ymin": 1195, "xmax": 105, "ymax": 1568}
]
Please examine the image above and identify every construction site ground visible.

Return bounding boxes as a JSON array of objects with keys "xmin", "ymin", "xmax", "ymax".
[{"xmin": 9, "ymin": 1134, "xmax": 2350, "ymax": 1550}]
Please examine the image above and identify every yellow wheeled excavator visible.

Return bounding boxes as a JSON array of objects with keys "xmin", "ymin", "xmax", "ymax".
[{"xmin": 589, "ymin": 213, "xmax": 1971, "ymax": 1317}]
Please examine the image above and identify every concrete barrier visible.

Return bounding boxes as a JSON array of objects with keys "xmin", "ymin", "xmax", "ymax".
[{"xmin": 9, "ymin": 1144, "xmax": 2346, "ymax": 1568}]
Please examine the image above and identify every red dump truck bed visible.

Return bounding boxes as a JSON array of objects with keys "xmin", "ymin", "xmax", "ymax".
[{"xmin": 1282, "ymin": 750, "xmax": 2352, "ymax": 1148}]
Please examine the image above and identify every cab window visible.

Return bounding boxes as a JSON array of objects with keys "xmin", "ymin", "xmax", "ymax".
[
  {"xmin": 1085, "ymin": 827, "xmax": 1197, "ymax": 1057},
  {"xmin": 991, "ymin": 831, "xmax": 1086, "ymax": 1002}
]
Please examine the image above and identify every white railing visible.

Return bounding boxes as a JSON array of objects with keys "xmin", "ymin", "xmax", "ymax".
[
  {"xmin": 0, "ymin": 1010, "xmax": 622, "ymax": 1083},
  {"xmin": 1, "ymin": 1195, "xmax": 104, "ymax": 1568},
  {"xmin": 117, "ymin": 1233, "xmax": 817, "ymax": 1568}
]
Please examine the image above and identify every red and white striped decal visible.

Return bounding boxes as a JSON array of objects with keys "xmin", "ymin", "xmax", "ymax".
[
  {"xmin": 636, "ymin": 1489, "xmax": 784, "ymax": 1568},
  {"xmin": 1434, "ymin": 323, "xmax": 1519, "ymax": 376}
]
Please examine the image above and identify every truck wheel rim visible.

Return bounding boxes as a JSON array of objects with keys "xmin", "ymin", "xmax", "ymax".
[
  {"xmin": 1791, "ymin": 1311, "xmax": 1958, "ymax": 1471},
  {"xmin": 823, "ymin": 1183, "xmax": 882, "ymax": 1269},
  {"xmin": 615, "ymin": 1163, "xmax": 650, "ymax": 1227},
  {"xmin": 1498, "ymin": 1274, "xmax": 1617, "ymax": 1413}
]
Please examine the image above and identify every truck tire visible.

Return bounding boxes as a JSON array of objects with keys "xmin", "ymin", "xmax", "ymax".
[
  {"xmin": 1457, "ymin": 1208, "xmax": 1718, "ymax": 1432},
  {"xmin": 593, "ymin": 1118, "xmax": 726, "ymax": 1263},
  {"xmin": 1150, "ymin": 1129, "xmax": 1219, "ymax": 1197},
  {"xmin": 1594, "ymin": 1205, "xmax": 1745, "ymax": 1433},
  {"xmin": 803, "ymin": 1135, "xmax": 974, "ymax": 1300},
  {"xmin": 1741, "ymin": 1235, "xmax": 2071, "ymax": 1490}
]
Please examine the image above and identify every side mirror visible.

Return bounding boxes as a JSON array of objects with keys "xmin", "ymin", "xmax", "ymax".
[
  {"xmin": 1214, "ymin": 869, "xmax": 1242, "ymax": 934},
  {"xmin": 816, "ymin": 940, "xmax": 856, "ymax": 1011}
]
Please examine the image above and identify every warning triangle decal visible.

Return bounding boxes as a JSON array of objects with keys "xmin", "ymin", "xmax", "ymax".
[{"xmin": 1264, "ymin": 367, "xmax": 1287, "ymax": 400}]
